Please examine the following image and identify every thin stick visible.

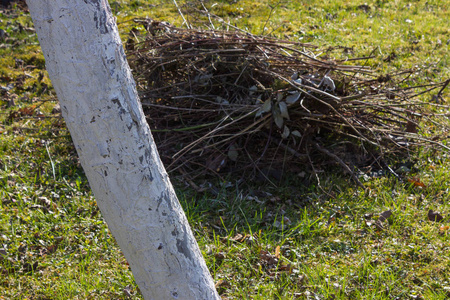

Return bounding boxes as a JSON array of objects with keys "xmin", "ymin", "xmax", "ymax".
[
  {"xmin": 172, "ymin": 108, "xmax": 259, "ymax": 159},
  {"xmin": 45, "ymin": 141, "xmax": 56, "ymax": 181},
  {"xmin": 437, "ymin": 78, "xmax": 450, "ymax": 97},
  {"xmin": 261, "ymin": 0, "xmax": 282, "ymax": 36},
  {"xmin": 172, "ymin": 0, "xmax": 191, "ymax": 29},
  {"xmin": 313, "ymin": 142, "xmax": 364, "ymax": 188},
  {"xmin": 200, "ymin": 1, "xmax": 215, "ymax": 30}
]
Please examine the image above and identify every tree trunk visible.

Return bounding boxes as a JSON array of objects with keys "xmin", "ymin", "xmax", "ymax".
[{"xmin": 26, "ymin": 1, "xmax": 220, "ymax": 299}]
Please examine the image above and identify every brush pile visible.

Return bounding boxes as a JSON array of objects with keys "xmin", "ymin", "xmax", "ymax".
[{"xmin": 126, "ymin": 18, "xmax": 448, "ymax": 185}]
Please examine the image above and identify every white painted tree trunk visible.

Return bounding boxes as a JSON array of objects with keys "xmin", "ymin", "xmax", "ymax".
[{"xmin": 26, "ymin": 1, "xmax": 220, "ymax": 299}]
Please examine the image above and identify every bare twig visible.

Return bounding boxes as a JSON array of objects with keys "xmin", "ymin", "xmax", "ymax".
[
  {"xmin": 172, "ymin": 0, "xmax": 191, "ymax": 29},
  {"xmin": 125, "ymin": 19, "xmax": 449, "ymax": 183},
  {"xmin": 313, "ymin": 142, "xmax": 364, "ymax": 188},
  {"xmin": 261, "ymin": 0, "xmax": 283, "ymax": 36}
]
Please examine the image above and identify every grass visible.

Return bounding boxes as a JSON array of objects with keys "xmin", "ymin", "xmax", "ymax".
[{"xmin": 1, "ymin": 0, "xmax": 449, "ymax": 299}]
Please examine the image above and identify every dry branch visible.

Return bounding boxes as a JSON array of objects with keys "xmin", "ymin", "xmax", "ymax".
[{"xmin": 126, "ymin": 18, "xmax": 449, "ymax": 185}]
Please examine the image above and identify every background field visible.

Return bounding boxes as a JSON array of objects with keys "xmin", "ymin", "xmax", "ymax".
[{"xmin": 1, "ymin": 0, "xmax": 449, "ymax": 299}]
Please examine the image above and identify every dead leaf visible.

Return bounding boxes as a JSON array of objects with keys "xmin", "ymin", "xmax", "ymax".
[
  {"xmin": 286, "ymin": 91, "xmax": 301, "ymax": 104},
  {"xmin": 408, "ymin": 178, "xmax": 426, "ymax": 187},
  {"xmin": 227, "ymin": 144, "xmax": 239, "ymax": 162},
  {"xmin": 18, "ymin": 105, "xmax": 36, "ymax": 116},
  {"xmin": 439, "ymin": 226, "xmax": 449, "ymax": 234},
  {"xmin": 0, "ymin": 248, "xmax": 7, "ymax": 261},
  {"xmin": 244, "ymin": 235, "xmax": 257, "ymax": 245},
  {"xmin": 279, "ymin": 263, "xmax": 295, "ymax": 273},
  {"xmin": 281, "ymin": 126, "xmax": 290, "ymax": 139},
  {"xmin": 22, "ymin": 261, "xmax": 38, "ymax": 273},
  {"xmin": 372, "ymin": 243, "xmax": 384, "ymax": 249},
  {"xmin": 275, "ymin": 245, "xmax": 281, "ymax": 259},
  {"xmin": 274, "ymin": 216, "xmax": 292, "ymax": 230},
  {"xmin": 256, "ymin": 99, "xmax": 271, "ymax": 117},
  {"xmin": 273, "ymin": 105, "xmax": 284, "ymax": 128},
  {"xmin": 278, "ymin": 101, "xmax": 290, "ymax": 120},
  {"xmin": 227, "ymin": 233, "xmax": 253, "ymax": 243},
  {"xmin": 374, "ymin": 222, "xmax": 384, "ymax": 230},
  {"xmin": 374, "ymin": 210, "xmax": 393, "ymax": 230},
  {"xmin": 276, "ymin": 92, "xmax": 283, "ymax": 102},
  {"xmin": 46, "ymin": 244, "xmax": 58, "ymax": 254},
  {"xmin": 51, "ymin": 103, "xmax": 61, "ymax": 114},
  {"xmin": 379, "ymin": 210, "xmax": 392, "ymax": 222},
  {"xmin": 291, "ymin": 130, "xmax": 302, "ymax": 138},
  {"xmin": 364, "ymin": 213, "xmax": 374, "ymax": 219},
  {"xmin": 123, "ymin": 286, "xmax": 132, "ymax": 297},
  {"xmin": 230, "ymin": 233, "xmax": 244, "ymax": 242},
  {"xmin": 269, "ymin": 196, "xmax": 281, "ymax": 203},
  {"xmin": 298, "ymin": 274, "xmax": 308, "ymax": 285},
  {"xmin": 214, "ymin": 252, "xmax": 226, "ymax": 260},
  {"xmin": 428, "ymin": 210, "xmax": 444, "ymax": 222},
  {"xmin": 37, "ymin": 196, "xmax": 51, "ymax": 207},
  {"xmin": 215, "ymin": 279, "xmax": 231, "ymax": 288},
  {"xmin": 7, "ymin": 111, "xmax": 20, "ymax": 122},
  {"xmin": 18, "ymin": 244, "xmax": 27, "ymax": 255},
  {"xmin": 206, "ymin": 154, "xmax": 226, "ymax": 172},
  {"xmin": 260, "ymin": 250, "xmax": 279, "ymax": 266},
  {"xmin": 406, "ymin": 120, "xmax": 418, "ymax": 133}
]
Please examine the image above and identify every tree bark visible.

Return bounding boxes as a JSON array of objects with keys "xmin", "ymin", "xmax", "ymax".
[{"xmin": 26, "ymin": 1, "xmax": 220, "ymax": 299}]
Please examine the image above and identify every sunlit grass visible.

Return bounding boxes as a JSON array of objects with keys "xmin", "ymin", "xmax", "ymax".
[{"xmin": 1, "ymin": 0, "xmax": 449, "ymax": 299}]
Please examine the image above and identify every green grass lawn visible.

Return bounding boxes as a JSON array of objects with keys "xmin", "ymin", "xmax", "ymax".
[{"xmin": 1, "ymin": 0, "xmax": 449, "ymax": 299}]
